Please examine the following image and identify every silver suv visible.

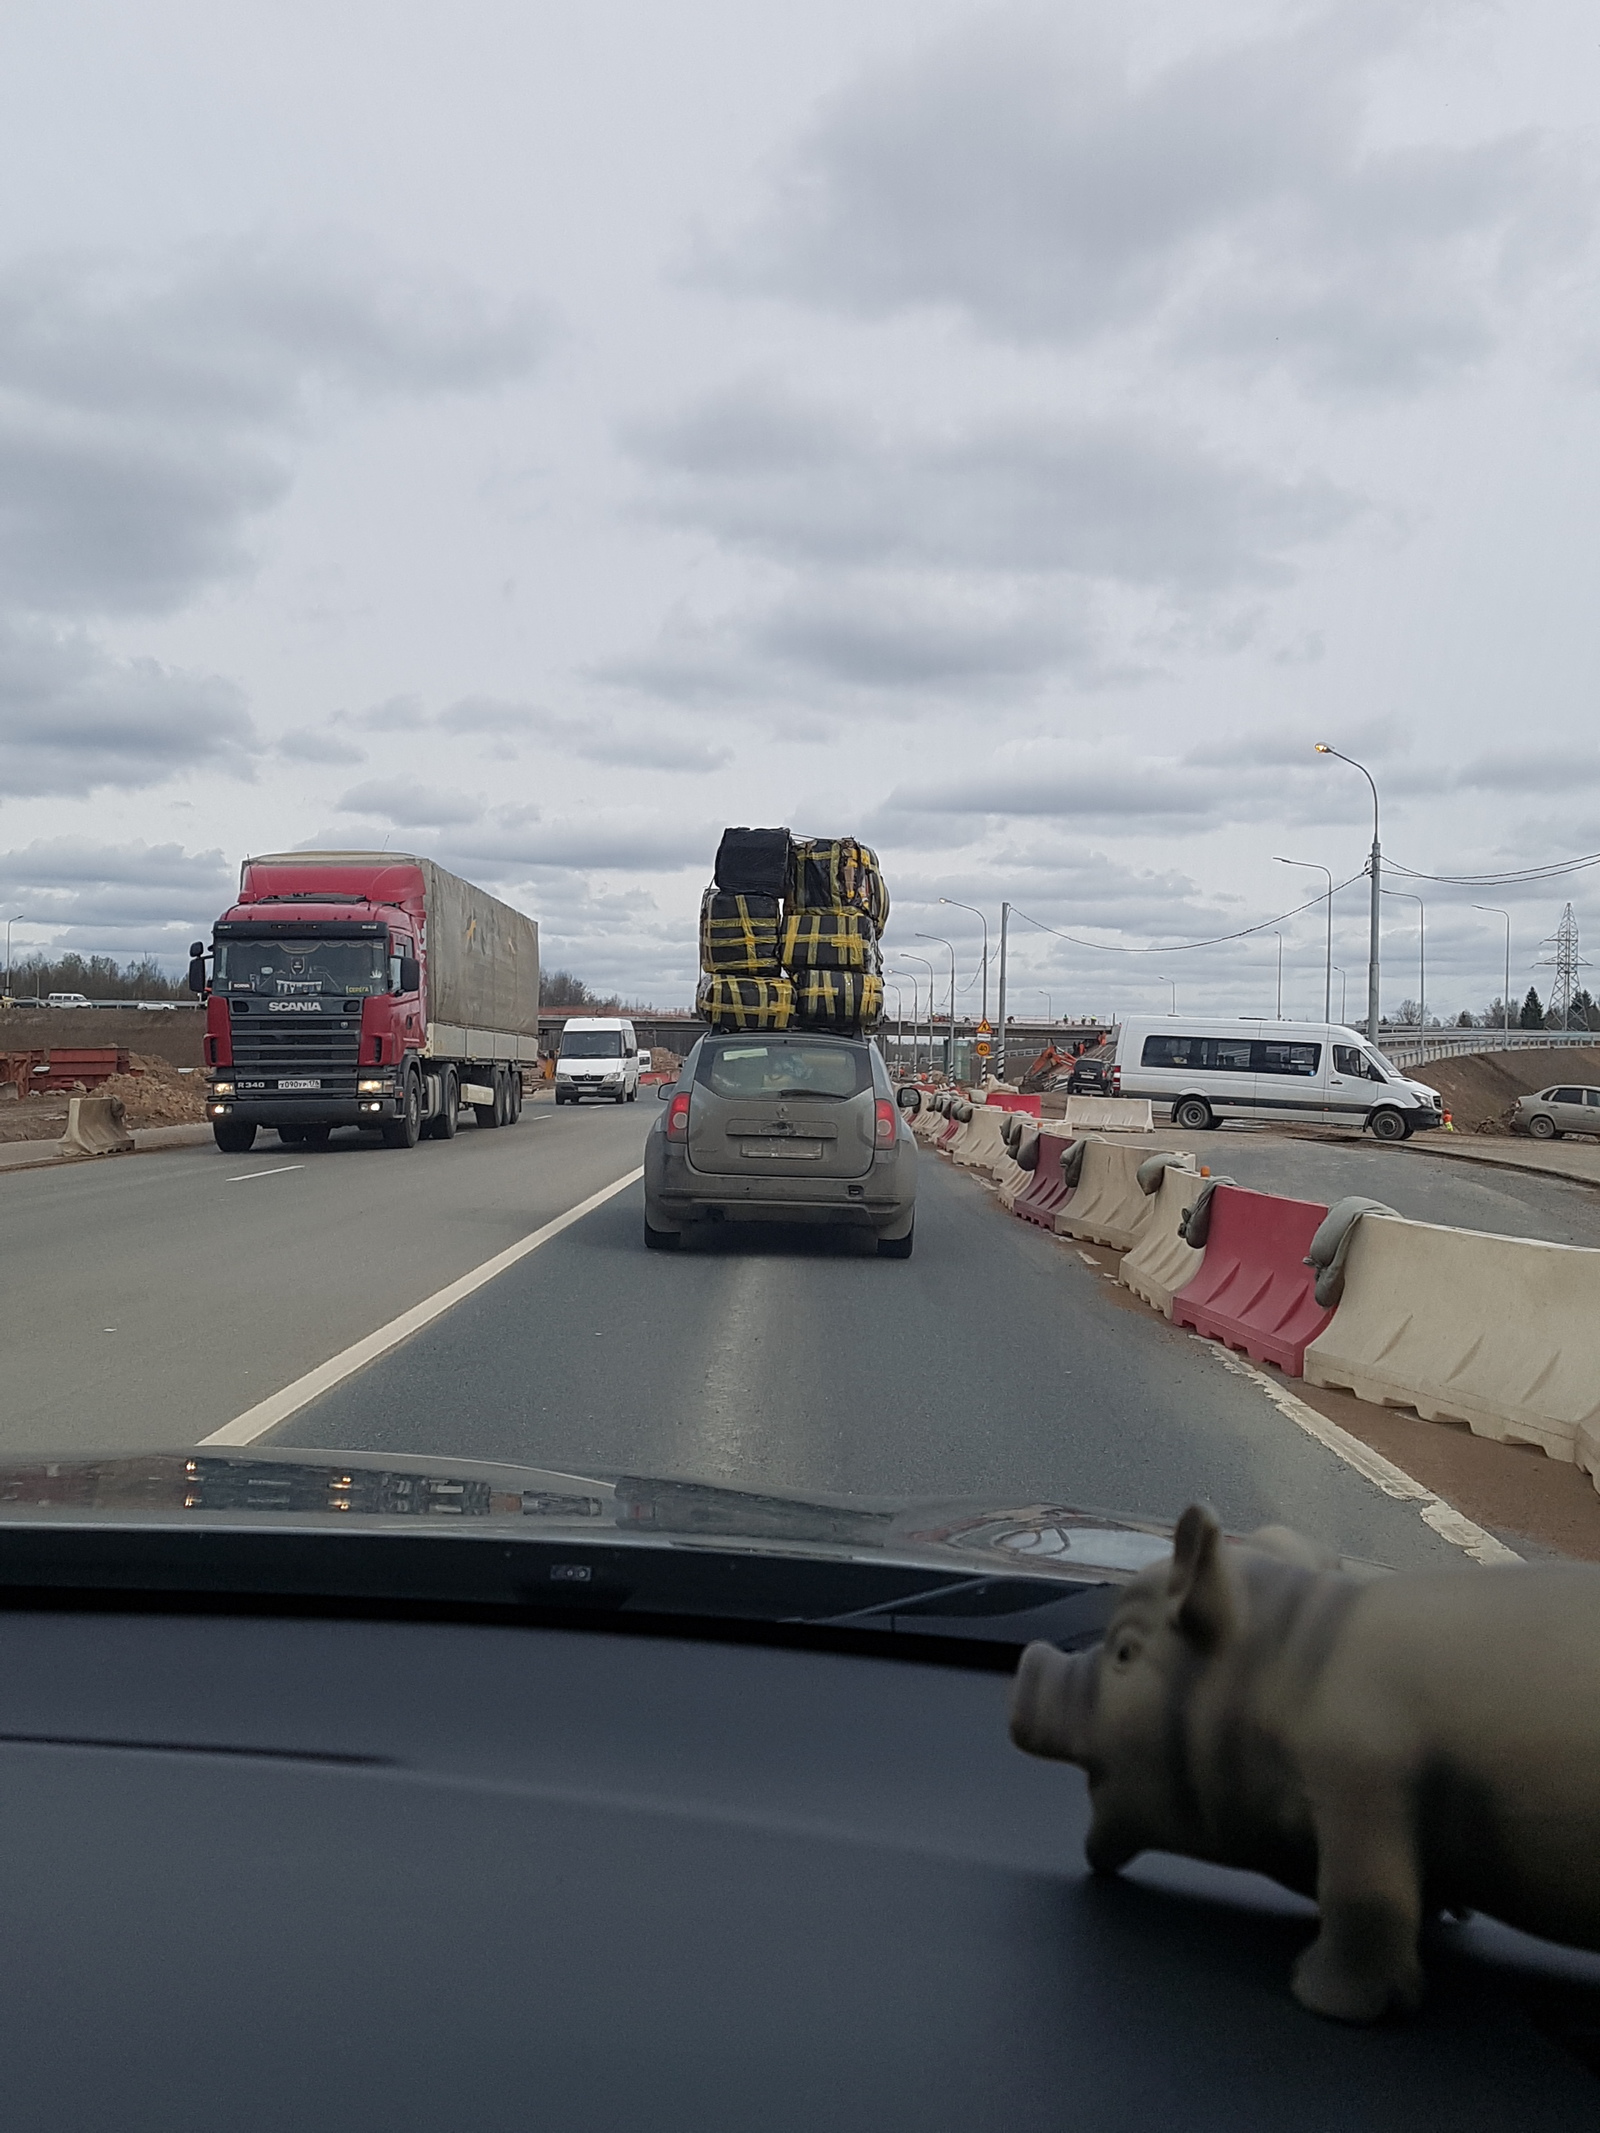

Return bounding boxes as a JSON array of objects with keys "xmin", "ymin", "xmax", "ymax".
[
  {"xmin": 643, "ymin": 1031, "xmax": 917, "ymax": 1255},
  {"xmin": 1513, "ymin": 1085, "xmax": 1600, "ymax": 1140}
]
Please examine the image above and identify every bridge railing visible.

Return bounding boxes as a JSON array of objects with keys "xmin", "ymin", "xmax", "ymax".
[{"xmin": 1378, "ymin": 1029, "xmax": 1599, "ymax": 1069}]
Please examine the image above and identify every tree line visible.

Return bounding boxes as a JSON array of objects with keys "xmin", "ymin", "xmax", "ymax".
[{"xmin": 4, "ymin": 953, "xmax": 188, "ymax": 1002}]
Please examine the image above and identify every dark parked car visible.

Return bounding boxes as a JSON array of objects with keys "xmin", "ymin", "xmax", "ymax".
[{"xmin": 1066, "ymin": 1052, "xmax": 1114, "ymax": 1095}]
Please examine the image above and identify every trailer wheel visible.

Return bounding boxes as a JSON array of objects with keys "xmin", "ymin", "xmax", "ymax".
[
  {"xmin": 472, "ymin": 1072, "xmax": 500, "ymax": 1129},
  {"xmin": 381, "ymin": 1071, "xmax": 422, "ymax": 1148},
  {"xmin": 509, "ymin": 1073, "xmax": 523, "ymax": 1122},
  {"xmin": 424, "ymin": 1068, "xmax": 459, "ymax": 1140}
]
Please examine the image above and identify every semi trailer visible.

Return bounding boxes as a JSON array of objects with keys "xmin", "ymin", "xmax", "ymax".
[{"xmin": 195, "ymin": 851, "xmax": 540, "ymax": 1154}]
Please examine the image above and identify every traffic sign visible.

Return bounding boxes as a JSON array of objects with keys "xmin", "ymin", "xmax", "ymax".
[
  {"xmin": 977, "ymin": 1019, "xmax": 992, "ymax": 1035},
  {"xmin": 975, "ymin": 1040, "xmax": 991, "ymax": 1057}
]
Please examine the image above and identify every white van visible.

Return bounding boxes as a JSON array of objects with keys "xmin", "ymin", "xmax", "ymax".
[
  {"xmin": 554, "ymin": 1016, "xmax": 644, "ymax": 1105},
  {"xmin": 1111, "ymin": 1017, "xmax": 1444, "ymax": 1141}
]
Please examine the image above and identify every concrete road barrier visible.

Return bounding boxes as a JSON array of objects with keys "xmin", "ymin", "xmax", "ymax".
[
  {"xmin": 1056, "ymin": 1140, "xmax": 1196, "ymax": 1251},
  {"xmin": 59, "ymin": 1094, "xmax": 134, "ymax": 1158},
  {"xmin": 1120, "ymin": 1165, "xmax": 1208, "ymax": 1317},
  {"xmin": 953, "ymin": 1107, "xmax": 1010, "ymax": 1171},
  {"xmin": 1171, "ymin": 1185, "xmax": 1332, "ymax": 1376},
  {"xmin": 995, "ymin": 1154, "xmax": 1031, "ymax": 1208},
  {"xmin": 1304, "ymin": 1214, "xmax": 1600, "ymax": 1473},
  {"xmin": 1064, "ymin": 1096, "xmax": 1155, "ymax": 1132},
  {"xmin": 1013, "ymin": 1134, "xmax": 1080, "ymax": 1229}
]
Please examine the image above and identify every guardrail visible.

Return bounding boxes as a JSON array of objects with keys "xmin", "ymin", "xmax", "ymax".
[{"xmin": 1379, "ymin": 1030, "xmax": 1599, "ymax": 1069}]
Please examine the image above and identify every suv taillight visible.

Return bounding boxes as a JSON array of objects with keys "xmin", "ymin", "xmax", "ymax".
[
  {"xmin": 666, "ymin": 1091, "xmax": 692, "ymax": 1142},
  {"xmin": 1111, "ymin": 1064, "xmax": 1121, "ymax": 1094},
  {"xmin": 874, "ymin": 1098, "xmax": 897, "ymax": 1149}
]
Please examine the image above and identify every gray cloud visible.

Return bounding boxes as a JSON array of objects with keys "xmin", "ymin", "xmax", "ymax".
[
  {"xmin": 0, "ymin": 836, "xmax": 233, "ymax": 942},
  {"xmin": 0, "ymin": 238, "xmax": 548, "ymax": 618},
  {"xmin": 707, "ymin": 6, "xmax": 1583, "ymax": 392},
  {"xmin": 330, "ymin": 693, "xmax": 731, "ymax": 774},
  {"xmin": 277, "ymin": 725, "xmax": 366, "ymax": 766},
  {"xmin": 631, "ymin": 384, "xmax": 1356, "ymax": 589},
  {"xmin": 335, "ymin": 777, "xmax": 486, "ymax": 829},
  {"xmin": 0, "ymin": 620, "xmax": 256, "ymax": 797}
]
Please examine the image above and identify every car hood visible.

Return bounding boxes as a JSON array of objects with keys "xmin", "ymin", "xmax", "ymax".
[{"xmin": 0, "ymin": 1447, "xmax": 1177, "ymax": 1581}]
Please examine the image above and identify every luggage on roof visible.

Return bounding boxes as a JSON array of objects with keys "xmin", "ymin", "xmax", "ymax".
[
  {"xmin": 699, "ymin": 888, "xmax": 782, "ymax": 975},
  {"xmin": 791, "ymin": 969, "xmax": 884, "ymax": 1032},
  {"xmin": 786, "ymin": 838, "xmax": 888, "ymax": 932},
  {"xmin": 714, "ymin": 827, "xmax": 792, "ymax": 899},
  {"xmin": 780, "ymin": 909, "xmax": 878, "ymax": 973},
  {"xmin": 696, "ymin": 974, "xmax": 795, "ymax": 1031}
]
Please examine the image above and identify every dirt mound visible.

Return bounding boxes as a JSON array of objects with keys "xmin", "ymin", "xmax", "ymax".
[
  {"xmin": 99, "ymin": 1055, "xmax": 211, "ymax": 1129},
  {"xmin": 1419, "ymin": 1047, "xmax": 1600, "ymax": 1134}
]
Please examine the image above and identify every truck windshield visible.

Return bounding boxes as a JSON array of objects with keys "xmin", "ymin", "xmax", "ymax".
[
  {"xmin": 561, "ymin": 1031, "xmax": 624, "ymax": 1058},
  {"xmin": 214, "ymin": 936, "xmax": 389, "ymax": 996}
]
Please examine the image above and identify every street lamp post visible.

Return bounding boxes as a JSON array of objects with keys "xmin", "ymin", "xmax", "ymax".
[
  {"xmin": 1274, "ymin": 857, "xmax": 1333, "ymax": 1023},
  {"xmin": 1473, "ymin": 906, "xmax": 1511, "ymax": 1035},
  {"xmin": 939, "ymin": 899, "xmax": 989, "ymax": 1025},
  {"xmin": 995, "ymin": 903, "xmax": 1011, "ymax": 1079},
  {"xmin": 1382, "ymin": 888, "xmax": 1425, "ymax": 1030},
  {"xmin": 916, "ymin": 933, "xmax": 957, "ymax": 1075},
  {"xmin": 1273, "ymin": 932, "xmax": 1284, "ymax": 1019},
  {"xmin": 1315, "ymin": 745, "xmax": 1381, "ymax": 1043},
  {"xmin": 1158, "ymin": 975, "xmax": 1176, "ymax": 1012},
  {"xmin": 4, "ymin": 915, "xmax": 21, "ymax": 999},
  {"xmin": 902, "ymin": 957, "xmax": 936, "ymax": 1076},
  {"xmin": 1037, "ymin": 990, "xmax": 1053, "ymax": 1024},
  {"xmin": 1332, "ymin": 966, "xmax": 1348, "ymax": 1023},
  {"xmin": 887, "ymin": 983, "xmax": 905, "ymax": 1072}
]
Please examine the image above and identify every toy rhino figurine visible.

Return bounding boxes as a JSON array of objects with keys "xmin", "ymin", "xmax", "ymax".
[{"xmin": 1010, "ymin": 1503, "xmax": 1600, "ymax": 2022}]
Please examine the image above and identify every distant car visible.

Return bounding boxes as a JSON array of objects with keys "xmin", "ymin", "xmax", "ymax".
[
  {"xmin": 1513, "ymin": 1085, "xmax": 1600, "ymax": 1139},
  {"xmin": 643, "ymin": 1030, "xmax": 917, "ymax": 1255},
  {"xmin": 134, "ymin": 999, "xmax": 178, "ymax": 1011},
  {"xmin": 45, "ymin": 992, "xmax": 91, "ymax": 1010},
  {"xmin": 1065, "ymin": 1053, "xmax": 1113, "ymax": 1095}
]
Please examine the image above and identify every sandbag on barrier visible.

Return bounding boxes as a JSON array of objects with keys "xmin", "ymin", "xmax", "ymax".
[
  {"xmin": 1303, "ymin": 1217, "xmax": 1600, "ymax": 1471},
  {"xmin": 1056, "ymin": 1141, "xmax": 1197, "ymax": 1251},
  {"xmin": 1171, "ymin": 1186, "xmax": 1332, "ymax": 1376},
  {"xmin": 59, "ymin": 1094, "xmax": 134, "ymax": 1158},
  {"xmin": 1121, "ymin": 1165, "xmax": 1210, "ymax": 1317},
  {"xmin": 1064, "ymin": 1096, "xmax": 1155, "ymax": 1132},
  {"xmin": 1013, "ymin": 1133, "xmax": 1080, "ymax": 1229}
]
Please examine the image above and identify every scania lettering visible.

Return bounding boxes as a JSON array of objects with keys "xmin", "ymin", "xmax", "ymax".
[{"xmin": 196, "ymin": 851, "xmax": 539, "ymax": 1156}]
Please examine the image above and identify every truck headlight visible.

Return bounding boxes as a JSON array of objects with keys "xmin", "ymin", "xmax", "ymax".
[
  {"xmin": 212, "ymin": 1081, "xmax": 234, "ymax": 1096},
  {"xmin": 358, "ymin": 1077, "xmax": 388, "ymax": 1093}
]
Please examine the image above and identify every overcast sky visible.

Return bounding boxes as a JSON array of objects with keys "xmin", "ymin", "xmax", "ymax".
[{"xmin": 2, "ymin": 0, "xmax": 1597, "ymax": 1020}]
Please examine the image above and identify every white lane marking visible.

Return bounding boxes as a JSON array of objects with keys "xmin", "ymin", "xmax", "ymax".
[
  {"xmin": 1196, "ymin": 1339, "xmax": 1520, "ymax": 1565},
  {"xmin": 226, "ymin": 1165, "xmax": 304, "ymax": 1184},
  {"xmin": 199, "ymin": 1166, "xmax": 644, "ymax": 1448}
]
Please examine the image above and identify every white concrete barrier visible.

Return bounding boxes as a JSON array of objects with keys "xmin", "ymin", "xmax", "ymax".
[
  {"xmin": 1304, "ymin": 1215, "xmax": 1600, "ymax": 1476},
  {"xmin": 995, "ymin": 1154, "xmax": 1031, "ymax": 1208},
  {"xmin": 1064, "ymin": 1096, "xmax": 1154, "ymax": 1132},
  {"xmin": 1056, "ymin": 1140, "xmax": 1196, "ymax": 1250},
  {"xmin": 59, "ymin": 1094, "xmax": 134, "ymax": 1158},
  {"xmin": 952, "ymin": 1106, "xmax": 1010, "ymax": 1171},
  {"xmin": 1119, "ymin": 1165, "xmax": 1207, "ymax": 1316}
]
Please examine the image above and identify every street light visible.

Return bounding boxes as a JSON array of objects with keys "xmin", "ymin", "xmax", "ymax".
[
  {"xmin": 4, "ymin": 915, "xmax": 21, "ymax": 999},
  {"xmin": 886, "ymin": 983, "xmax": 905, "ymax": 1071},
  {"xmin": 901, "ymin": 956, "xmax": 936, "ymax": 1076},
  {"xmin": 1274, "ymin": 857, "xmax": 1332, "ymax": 1023},
  {"xmin": 939, "ymin": 898, "xmax": 990, "ymax": 1025},
  {"xmin": 1473, "ymin": 906, "xmax": 1511, "ymax": 1036},
  {"xmin": 1314, "ymin": 744, "xmax": 1381, "ymax": 1042},
  {"xmin": 1382, "ymin": 888, "xmax": 1425, "ymax": 1030},
  {"xmin": 1332, "ymin": 965, "xmax": 1349, "ymax": 1023},
  {"xmin": 916, "ymin": 933, "xmax": 957, "ymax": 1072},
  {"xmin": 1036, "ymin": 990, "xmax": 1054, "ymax": 1025},
  {"xmin": 1157, "ymin": 975, "xmax": 1176, "ymax": 1012},
  {"xmin": 1270, "ymin": 932, "xmax": 1284, "ymax": 1019}
]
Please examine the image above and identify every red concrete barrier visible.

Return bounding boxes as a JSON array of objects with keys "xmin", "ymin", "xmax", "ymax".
[
  {"xmin": 1012, "ymin": 1133, "xmax": 1079, "ymax": 1230},
  {"xmin": 935, "ymin": 1115, "xmax": 963, "ymax": 1149},
  {"xmin": 981, "ymin": 1093, "xmax": 1041, "ymax": 1116},
  {"xmin": 1171, "ymin": 1186, "xmax": 1333, "ymax": 1376}
]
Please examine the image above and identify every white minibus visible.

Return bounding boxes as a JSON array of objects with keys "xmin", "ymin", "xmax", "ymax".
[
  {"xmin": 554, "ymin": 1016, "xmax": 644, "ymax": 1104},
  {"xmin": 1111, "ymin": 1018, "xmax": 1443, "ymax": 1140}
]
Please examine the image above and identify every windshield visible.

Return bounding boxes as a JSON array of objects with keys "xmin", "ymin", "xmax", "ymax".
[
  {"xmin": 214, "ymin": 935, "xmax": 389, "ymax": 997},
  {"xmin": 6, "ymin": 17, "xmax": 1600, "ymax": 2087},
  {"xmin": 697, "ymin": 1040, "xmax": 870, "ymax": 1099}
]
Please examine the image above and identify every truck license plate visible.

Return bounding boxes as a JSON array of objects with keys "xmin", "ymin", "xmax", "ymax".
[{"xmin": 277, "ymin": 1078, "xmax": 321, "ymax": 1091}]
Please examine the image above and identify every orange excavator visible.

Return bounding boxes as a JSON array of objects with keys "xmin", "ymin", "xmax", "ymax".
[{"xmin": 1017, "ymin": 1044, "xmax": 1072, "ymax": 1093}]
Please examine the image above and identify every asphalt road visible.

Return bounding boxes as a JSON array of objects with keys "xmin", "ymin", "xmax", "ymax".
[{"xmin": 1, "ymin": 1096, "xmax": 1570, "ymax": 1572}]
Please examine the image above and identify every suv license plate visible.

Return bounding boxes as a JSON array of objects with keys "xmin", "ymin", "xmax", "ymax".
[
  {"xmin": 277, "ymin": 1078, "xmax": 322, "ymax": 1091},
  {"xmin": 742, "ymin": 1141, "xmax": 820, "ymax": 1158}
]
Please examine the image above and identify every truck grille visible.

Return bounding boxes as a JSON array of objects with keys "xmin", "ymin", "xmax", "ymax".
[{"xmin": 228, "ymin": 1002, "xmax": 362, "ymax": 1087}]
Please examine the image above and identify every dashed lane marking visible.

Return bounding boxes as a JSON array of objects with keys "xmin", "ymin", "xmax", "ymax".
[
  {"xmin": 226, "ymin": 1165, "xmax": 304, "ymax": 1184},
  {"xmin": 199, "ymin": 1166, "xmax": 644, "ymax": 1448},
  {"xmin": 1196, "ymin": 1339, "xmax": 1520, "ymax": 1565}
]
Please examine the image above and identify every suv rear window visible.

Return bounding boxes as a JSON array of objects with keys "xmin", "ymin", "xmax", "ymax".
[{"xmin": 697, "ymin": 1041, "xmax": 870, "ymax": 1100}]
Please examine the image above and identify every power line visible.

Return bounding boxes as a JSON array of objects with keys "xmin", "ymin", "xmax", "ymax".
[
  {"xmin": 1386, "ymin": 849, "xmax": 1600, "ymax": 887},
  {"xmin": 1009, "ymin": 872, "xmax": 1365, "ymax": 956}
]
